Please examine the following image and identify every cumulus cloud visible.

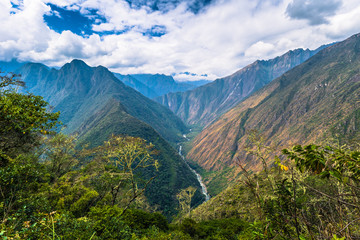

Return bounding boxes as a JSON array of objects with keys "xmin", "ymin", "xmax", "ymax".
[
  {"xmin": 0, "ymin": 0, "xmax": 360, "ymax": 81},
  {"xmin": 245, "ymin": 41, "xmax": 275, "ymax": 58},
  {"xmin": 286, "ymin": 0, "xmax": 342, "ymax": 25}
]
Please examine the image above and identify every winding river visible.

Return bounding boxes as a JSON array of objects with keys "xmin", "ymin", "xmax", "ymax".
[{"xmin": 178, "ymin": 144, "xmax": 210, "ymax": 201}]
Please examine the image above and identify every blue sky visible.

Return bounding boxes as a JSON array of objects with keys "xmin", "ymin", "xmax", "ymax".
[{"xmin": 1, "ymin": 0, "xmax": 360, "ymax": 81}]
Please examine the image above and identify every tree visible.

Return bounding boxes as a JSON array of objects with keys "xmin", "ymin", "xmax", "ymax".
[
  {"xmin": 177, "ymin": 186, "xmax": 197, "ymax": 219},
  {"xmin": 237, "ymin": 131, "xmax": 360, "ymax": 239},
  {"xmin": 0, "ymin": 71, "xmax": 60, "ymax": 232},
  {"xmin": 97, "ymin": 135, "xmax": 159, "ymax": 213},
  {"xmin": 0, "ymin": 71, "xmax": 59, "ymax": 165},
  {"xmin": 41, "ymin": 133, "xmax": 79, "ymax": 181}
]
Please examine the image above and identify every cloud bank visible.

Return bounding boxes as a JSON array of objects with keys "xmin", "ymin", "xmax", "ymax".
[
  {"xmin": 0, "ymin": 0, "xmax": 360, "ymax": 81},
  {"xmin": 286, "ymin": 0, "xmax": 342, "ymax": 25}
]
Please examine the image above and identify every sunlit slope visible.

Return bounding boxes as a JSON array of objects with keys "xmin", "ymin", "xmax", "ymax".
[
  {"xmin": 188, "ymin": 33, "xmax": 360, "ymax": 173},
  {"xmin": 156, "ymin": 46, "xmax": 326, "ymax": 127}
]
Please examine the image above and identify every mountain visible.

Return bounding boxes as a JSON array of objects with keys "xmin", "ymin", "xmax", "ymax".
[
  {"xmin": 11, "ymin": 59, "xmax": 204, "ymax": 217},
  {"xmin": 17, "ymin": 60, "xmax": 187, "ymax": 143},
  {"xmin": 187, "ymin": 33, "xmax": 360, "ymax": 192},
  {"xmin": 180, "ymin": 79, "xmax": 212, "ymax": 87},
  {"xmin": 0, "ymin": 59, "xmax": 27, "ymax": 72},
  {"xmin": 114, "ymin": 73, "xmax": 159, "ymax": 99},
  {"xmin": 76, "ymin": 98, "xmax": 204, "ymax": 216},
  {"xmin": 131, "ymin": 74, "xmax": 195, "ymax": 96},
  {"xmin": 156, "ymin": 46, "xmax": 329, "ymax": 127},
  {"xmin": 115, "ymin": 73, "xmax": 200, "ymax": 98}
]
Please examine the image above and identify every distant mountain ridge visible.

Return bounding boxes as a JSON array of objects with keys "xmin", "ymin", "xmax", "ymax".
[
  {"xmin": 187, "ymin": 33, "xmax": 360, "ymax": 189},
  {"xmin": 114, "ymin": 73, "xmax": 208, "ymax": 99},
  {"xmin": 113, "ymin": 73, "xmax": 159, "ymax": 99},
  {"xmin": 156, "ymin": 45, "xmax": 330, "ymax": 127},
  {"xmin": 0, "ymin": 59, "xmax": 27, "ymax": 72}
]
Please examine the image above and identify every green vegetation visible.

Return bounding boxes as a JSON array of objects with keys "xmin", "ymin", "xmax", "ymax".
[
  {"xmin": 0, "ymin": 74, "xmax": 244, "ymax": 239},
  {"xmin": 76, "ymin": 99, "xmax": 205, "ymax": 218},
  {"xmin": 0, "ymin": 71, "xmax": 59, "ymax": 165},
  {"xmin": 182, "ymin": 124, "xmax": 203, "ymax": 155},
  {"xmin": 192, "ymin": 132, "xmax": 360, "ymax": 239},
  {"xmin": 1, "ymin": 53, "xmax": 360, "ymax": 239},
  {"xmin": 177, "ymin": 186, "xmax": 197, "ymax": 219},
  {"xmin": 13, "ymin": 61, "xmax": 206, "ymax": 218},
  {"xmin": 0, "ymin": 73, "xmax": 211, "ymax": 239},
  {"xmin": 202, "ymin": 167, "xmax": 238, "ymax": 196},
  {"xmin": 18, "ymin": 61, "xmax": 187, "ymax": 144}
]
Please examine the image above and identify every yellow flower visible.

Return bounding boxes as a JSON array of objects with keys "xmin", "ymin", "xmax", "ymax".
[{"xmin": 280, "ymin": 164, "xmax": 289, "ymax": 171}]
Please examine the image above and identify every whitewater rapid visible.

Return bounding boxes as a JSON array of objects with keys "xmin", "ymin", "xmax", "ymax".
[{"xmin": 178, "ymin": 144, "xmax": 210, "ymax": 201}]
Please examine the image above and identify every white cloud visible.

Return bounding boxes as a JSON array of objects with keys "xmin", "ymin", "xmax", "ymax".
[
  {"xmin": 245, "ymin": 41, "xmax": 275, "ymax": 58},
  {"xmin": 0, "ymin": 0, "xmax": 360, "ymax": 81}
]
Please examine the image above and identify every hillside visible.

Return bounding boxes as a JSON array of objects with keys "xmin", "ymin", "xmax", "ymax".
[
  {"xmin": 187, "ymin": 33, "xmax": 360, "ymax": 191},
  {"xmin": 6, "ymin": 59, "xmax": 206, "ymax": 217},
  {"xmin": 156, "ymin": 46, "xmax": 327, "ymax": 127},
  {"xmin": 76, "ymin": 98, "xmax": 204, "ymax": 216},
  {"xmin": 17, "ymin": 60, "xmax": 188, "ymax": 143}
]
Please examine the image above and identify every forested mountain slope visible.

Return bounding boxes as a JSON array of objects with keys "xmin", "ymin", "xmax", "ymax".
[
  {"xmin": 18, "ymin": 60, "xmax": 188, "ymax": 143},
  {"xmin": 76, "ymin": 98, "xmax": 204, "ymax": 216},
  {"xmin": 7, "ymin": 60, "xmax": 205, "ymax": 216}
]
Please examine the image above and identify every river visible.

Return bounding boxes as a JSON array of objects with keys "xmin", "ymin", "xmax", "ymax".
[{"xmin": 178, "ymin": 144, "xmax": 210, "ymax": 201}]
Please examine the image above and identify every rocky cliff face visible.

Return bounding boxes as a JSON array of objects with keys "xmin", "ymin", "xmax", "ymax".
[{"xmin": 156, "ymin": 46, "xmax": 328, "ymax": 127}]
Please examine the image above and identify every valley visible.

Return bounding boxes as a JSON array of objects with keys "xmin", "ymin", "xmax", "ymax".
[
  {"xmin": 178, "ymin": 144, "xmax": 210, "ymax": 201},
  {"xmin": 1, "ymin": 4, "xmax": 360, "ymax": 236}
]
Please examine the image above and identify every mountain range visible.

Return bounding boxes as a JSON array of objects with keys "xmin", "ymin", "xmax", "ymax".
[
  {"xmin": 2, "ymin": 60, "xmax": 205, "ymax": 217},
  {"xmin": 18, "ymin": 60, "xmax": 187, "ymax": 143},
  {"xmin": 114, "ymin": 73, "xmax": 210, "ymax": 99},
  {"xmin": 187, "ymin": 33, "xmax": 360, "ymax": 194},
  {"xmin": 2, "ymin": 33, "xmax": 359, "ymax": 214},
  {"xmin": 156, "ymin": 45, "xmax": 330, "ymax": 127}
]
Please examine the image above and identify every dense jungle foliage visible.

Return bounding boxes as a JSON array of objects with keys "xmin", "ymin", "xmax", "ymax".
[{"xmin": 1, "ymin": 73, "xmax": 359, "ymax": 239}]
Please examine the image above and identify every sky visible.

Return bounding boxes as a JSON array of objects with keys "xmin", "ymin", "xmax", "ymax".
[{"xmin": 0, "ymin": 0, "xmax": 360, "ymax": 81}]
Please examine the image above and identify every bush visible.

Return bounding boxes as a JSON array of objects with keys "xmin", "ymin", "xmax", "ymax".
[{"xmin": 122, "ymin": 208, "xmax": 169, "ymax": 231}]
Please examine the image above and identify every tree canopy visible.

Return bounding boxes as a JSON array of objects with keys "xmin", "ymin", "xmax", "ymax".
[{"xmin": 0, "ymin": 71, "xmax": 59, "ymax": 165}]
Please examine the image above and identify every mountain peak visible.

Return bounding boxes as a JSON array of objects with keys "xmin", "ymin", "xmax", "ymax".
[
  {"xmin": 22, "ymin": 62, "xmax": 49, "ymax": 69},
  {"xmin": 156, "ymin": 45, "xmax": 324, "ymax": 126},
  {"xmin": 70, "ymin": 59, "xmax": 85, "ymax": 64},
  {"xmin": 69, "ymin": 59, "xmax": 89, "ymax": 68},
  {"xmin": 60, "ymin": 59, "xmax": 91, "ymax": 72}
]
